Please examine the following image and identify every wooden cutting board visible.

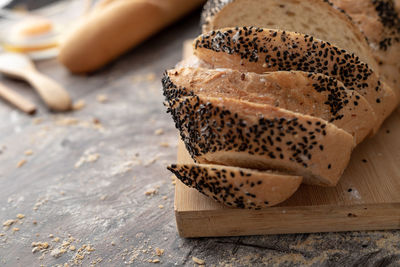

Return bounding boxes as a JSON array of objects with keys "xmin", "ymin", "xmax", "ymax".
[{"xmin": 173, "ymin": 41, "xmax": 400, "ymax": 238}]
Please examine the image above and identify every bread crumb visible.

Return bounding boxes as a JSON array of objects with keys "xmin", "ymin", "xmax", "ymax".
[
  {"xmin": 53, "ymin": 237, "xmax": 60, "ymax": 242},
  {"xmin": 154, "ymin": 129, "xmax": 164, "ymax": 136},
  {"xmin": 86, "ymin": 245, "xmax": 95, "ymax": 251},
  {"xmin": 3, "ymin": 219, "xmax": 16, "ymax": 227},
  {"xmin": 152, "ymin": 259, "xmax": 160, "ymax": 263},
  {"xmin": 31, "ymin": 241, "xmax": 49, "ymax": 252},
  {"xmin": 24, "ymin": 150, "xmax": 33, "ymax": 156},
  {"xmin": 111, "ymin": 241, "xmax": 115, "ymax": 246},
  {"xmin": 158, "ymin": 205, "xmax": 164, "ymax": 209},
  {"xmin": 51, "ymin": 247, "xmax": 67, "ymax": 258},
  {"xmin": 155, "ymin": 248, "xmax": 164, "ymax": 256},
  {"xmin": 16, "ymin": 214, "xmax": 25, "ymax": 219},
  {"xmin": 49, "ymin": 234, "xmax": 54, "ymax": 238},
  {"xmin": 55, "ymin": 117, "xmax": 79, "ymax": 126},
  {"xmin": 96, "ymin": 94, "xmax": 108, "ymax": 103},
  {"xmin": 69, "ymin": 245, "xmax": 76, "ymax": 251},
  {"xmin": 17, "ymin": 159, "xmax": 26, "ymax": 168},
  {"xmin": 192, "ymin": 257, "xmax": 205, "ymax": 265},
  {"xmin": 162, "ymin": 196, "xmax": 167, "ymax": 200},
  {"xmin": 72, "ymin": 99, "xmax": 86, "ymax": 110},
  {"xmin": 32, "ymin": 220, "xmax": 37, "ymax": 225},
  {"xmin": 12, "ymin": 227, "xmax": 20, "ymax": 232},
  {"xmin": 75, "ymin": 153, "xmax": 100, "ymax": 168},
  {"xmin": 145, "ymin": 189, "xmax": 157, "ymax": 196},
  {"xmin": 159, "ymin": 142, "xmax": 169, "ymax": 148}
]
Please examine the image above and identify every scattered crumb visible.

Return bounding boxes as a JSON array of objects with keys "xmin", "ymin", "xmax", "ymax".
[
  {"xmin": 51, "ymin": 247, "xmax": 67, "ymax": 258},
  {"xmin": 155, "ymin": 248, "xmax": 164, "ymax": 256},
  {"xmin": 75, "ymin": 153, "xmax": 100, "ymax": 168},
  {"xmin": 17, "ymin": 159, "xmax": 26, "ymax": 168},
  {"xmin": 24, "ymin": 150, "xmax": 33, "ymax": 156},
  {"xmin": 158, "ymin": 205, "xmax": 164, "ymax": 209},
  {"xmin": 33, "ymin": 197, "xmax": 49, "ymax": 211},
  {"xmin": 49, "ymin": 234, "xmax": 54, "ymax": 238},
  {"xmin": 192, "ymin": 257, "xmax": 205, "ymax": 265},
  {"xmin": 162, "ymin": 196, "xmax": 168, "ymax": 200},
  {"xmin": 31, "ymin": 242, "xmax": 50, "ymax": 253},
  {"xmin": 159, "ymin": 142, "xmax": 169, "ymax": 148},
  {"xmin": 100, "ymin": 195, "xmax": 107, "ymax": 201},
  {"xmin": 32, "ymin": 220, "xmax": 37, "ymax": 225},
  {"xmin": 69, "ymin": 245, "xmax": 76, "ymax": 251},
  {"xmin": 152, "ymin": 259, "xmax": 160, "ymax": 263},
  {"xmin": 96, "ymin": 94, "xmax": 108, "ymax": 103},
  {"xmin": 111, "ymin": 241, "xmax": 115, "ymax": 246},
  {"xmin": 12, "ymin": 227, "xmax": 19, "ymax": 232},
  {"xmin": 145, "ymin": 189, "xmax": 157, "ymax": 196},
  {"xmin": 16, "ymin": 214, "xmax": 25, "ymax": 219},
  {"xmin": 86, "ymin": 245, "xmax": 95, "ymax": 252},
  {"xmin": 55, "ymin": 117, "xmax": 79, "ymax": 126},
  {"xmin": 0, "ymin": 233, "xmax": 4, "ymax": 236},
  {"xmin": 154, "ymin": 129, "xmax": 164, "ymax": 136},
  {"xmin": 53, "ymin": 237, "xmax": 60, "ymax": 242},
  {"xmin": 3, "ymin": 219, "xmax": 16, "ymax": 227},
  {"xmin": 72, "ymin": 99, "xmax": 86, "ymax": 111}
]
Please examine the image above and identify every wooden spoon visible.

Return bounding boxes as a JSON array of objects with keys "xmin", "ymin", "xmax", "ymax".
[
  {"xmin": 0, "ymin": 52, "xmax": 71, "ymax": 111},
  {"xmin": 0, "ymin": 82, "xmax": 36, "ymax": 114}
]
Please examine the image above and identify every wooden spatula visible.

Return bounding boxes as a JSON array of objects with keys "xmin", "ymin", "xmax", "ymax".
[{"xmin": 0, "ymin": 52, "xmax": 71, "ymax": 111}]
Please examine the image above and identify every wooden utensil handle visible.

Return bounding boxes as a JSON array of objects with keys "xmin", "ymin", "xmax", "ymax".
[
  {"xmin": 0, "ymin": 83, "xmax": 36, "ymax": 114},
  {"xmin": 25, "ymin": 71, "xmax": 71, "ymax": 111}
]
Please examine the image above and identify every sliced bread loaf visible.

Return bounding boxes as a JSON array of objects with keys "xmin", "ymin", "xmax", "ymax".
[
  {"xmin": 201, "ymin": 0, "xmax": 379, "ymax": 72},
  {"xmin": 331, "ymin": 0, "xmax": 400, "ymax": 101},
  {"xmin": 166, "ymin": 94, "xmax": 354, "ymax": 186},
  {"xmin": 193, "ymin": 27, "xmax": 397, "ymax": 131},
  {"xmin": 168, "ymin": 163, "xmax": 302, "ymax": 209},
  {"xmin": 164, "ymin": 67, "xmax": 376, "ymax": 144}
]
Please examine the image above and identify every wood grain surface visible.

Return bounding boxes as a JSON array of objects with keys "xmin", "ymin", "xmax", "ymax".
[{"xmin": 1, "ymin": 8, "xmax": 400, "ymax": 267}]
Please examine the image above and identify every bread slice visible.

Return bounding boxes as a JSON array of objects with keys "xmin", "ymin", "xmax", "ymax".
[
  {"xmin": 168, "ymin": 163, "xmax": 302, "ymax": 209},
  {"xmin": 201, "ymin": 0, "xmax": 379, "ymax": 72},
  {"xmin": 164, "ymin": 67, "xmax": 376, "ymax": 144},
  {"xmin": 166, "ymin": 94, "xmax": 354, "ymax": 187},
  {"xmin": 331, "ymin": 0, "xmax": 400, "ymax": 102},
  {"xmin": 193, "ymin": 27, "xmax": 397, "ymax": 131}
]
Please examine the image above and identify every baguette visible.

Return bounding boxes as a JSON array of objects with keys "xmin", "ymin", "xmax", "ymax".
[
  {"xmin": 58, "ymin": 0, "xmax": 205, "ymax": 73},
  {"xmin": 331, "ymin": 0, "xmax": 400, "ymax": 102},
  {"xmin": 193, "ymin": 27, "xmax": 397, "ymax": 132},
  {"xmin": 166, "ymin": 94, "xmax": 354, "ymax": 187},
  {"xmin": 164, "ymin": 67, "xmax": 376, "ymax": 144},
  {"xmin": 201, "ymin": 0, "xmax": 379, "ymax": 72},
  {"xmin": 168, "ymin": 163, "xmax": 302, "ymax": 209}
]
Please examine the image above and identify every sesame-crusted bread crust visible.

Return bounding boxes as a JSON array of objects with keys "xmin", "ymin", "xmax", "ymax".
[
  {"xmin": 166, "ymin": 93, "xmax": 353, "ymax": 186},
  {"xmin": 201, "ymin": 0, "xmax": 379, "ymax": 72},
  {"xmin": 164, "ymin": 67, "xmax": 376, "ymax": 144},
  {"xmin": 168, "ymin": 163, "xmax": 302, "ymax": 209},
  {"xmin": 193, "ymin": 27, "xmax": 397, "ymax": 131},
  {"xmin": 331, "ymin": 0, "xmax": 400, "ymax": 101}
]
